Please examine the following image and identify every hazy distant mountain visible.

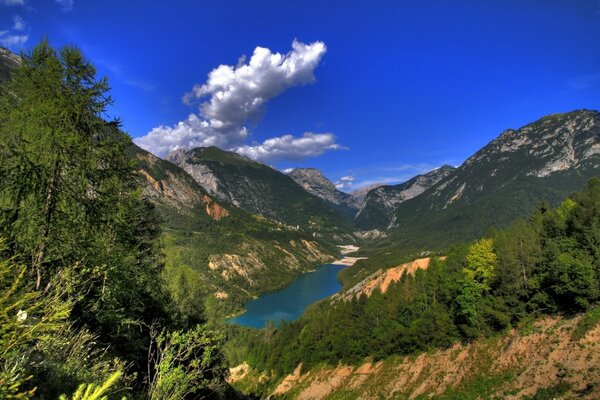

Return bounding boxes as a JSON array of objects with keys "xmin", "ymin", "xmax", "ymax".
[
  {"xmin": 349, "ymin": 183, "xmax": 384, "ymax": 205},
  {"xmin": 287, "ymin": 168, "xmax": 359, "ymax": 219},
  {"xmin": 354, "ymin": 165, "xmax": 455, "ymax": 230}
]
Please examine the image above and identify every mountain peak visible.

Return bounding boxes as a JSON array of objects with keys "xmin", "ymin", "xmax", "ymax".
[{"xmin": 288, "ymin": 167, "xmax": 360, "ymax": 216}]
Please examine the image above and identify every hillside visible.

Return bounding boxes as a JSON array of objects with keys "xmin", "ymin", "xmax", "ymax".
[
  {"xmin": 130, "ymin": 144, "xmax": 338, "ymax": 316},
  {"xmin": 166, "ymin": 146, "xmax": 354, "ymax": 240},
  {"xmin": 355, "ymin": 165, "xmax": 455, "ymax": 230},
  {"xmin": 288, "ymin": 168, "xmax": 359, "ymax": 220},
  {"xmin": 234, "ymin": 314, "xmax": 600, "ymax": 399},
  {"xmin": 368, "ymin": 109, "xmax": 600, "ymax": 250}
]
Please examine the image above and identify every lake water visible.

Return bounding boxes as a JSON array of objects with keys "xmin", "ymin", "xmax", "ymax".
[{"xmin": 230, "ymin": 263, "xmax": 346, "ymax": 328}]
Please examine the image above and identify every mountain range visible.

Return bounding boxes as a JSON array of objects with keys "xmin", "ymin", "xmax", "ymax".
[{"xmin": 150, "ymin": 109, "xmax": 600, "ymax": 257}]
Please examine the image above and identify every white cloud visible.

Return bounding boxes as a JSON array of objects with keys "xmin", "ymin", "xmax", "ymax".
[
  {"xmin": 135, "ymin": 40, "xmax": 342, "ymax": 161},
  {"xmin": 282, "ymin": 168, "xmax": 295, "ymax": 174},
  {"xmin": 0, "ymin": 0, "xmax": 25, "ymax": 5},
  {"xmin": 55, "ymin": 0, "xmax": 73, "ymax": 11},
  {"xmin": 234, "ymin": 132, "xmax": 344, "ymax": 162},
  {"xmin": 0, "ymin": 14, "xmax": 26, "ymax": 49},
  {"xmin": 0, "ymin": 30, "xmax": 27, "ymax": 48},
  {"xmin": 185, "ymin": 39, "xmax": 326, "ymax": 130},
  {"xmin": 13, "ymin": 15, "xmax": 24, "ymax": 30},
  {"xmin": 135, "ymin": 113, "xmax": 249, "ymax": 158},
  {"xmin": 335, "ymin": 175, "xmax": 355, "ymax": 190}
]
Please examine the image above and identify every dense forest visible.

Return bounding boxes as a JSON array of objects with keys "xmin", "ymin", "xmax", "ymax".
[
  {"xmin": 229, "ymin": 179, "xmax": 600, "ymax": 379},
  {"xmin": 0, "ymin": 41, "xmax": 232, "ymax": 399}
]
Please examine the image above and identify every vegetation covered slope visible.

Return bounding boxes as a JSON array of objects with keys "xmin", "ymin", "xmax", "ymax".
[
  {"xmin": 166, "ymin": 146, "xmax": 354, "ymax": 239},
  {"xmin": 372, "ymin": 110, "xmax": 600, "ymax": 250},
  {"xmin": 226, "ymin": 179, "xmax": 600, "ymax": 398},
  {"xmin": 131, "ymin": 144, "xmax": 339, "ymax": 318},
  {"xmin": 0, "ymin": 41, "xmax": 232, "ymax": 399},
  {"xmin": 355, "ymin": 165, "xmax": 455, "ymax": 230},
  {"xmin": 233, "ymin": 313, "xmax": 600, "ymax": 399}
]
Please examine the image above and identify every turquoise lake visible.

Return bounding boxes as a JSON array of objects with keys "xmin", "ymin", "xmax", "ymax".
[{"xmin": 230, "ymin": 263, "xmax": 346, "ymax": 328}]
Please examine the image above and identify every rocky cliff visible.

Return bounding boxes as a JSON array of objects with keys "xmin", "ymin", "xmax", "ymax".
[{"xmin": 288, "ymin": 168, "xmax": 359, "ymax": 219}]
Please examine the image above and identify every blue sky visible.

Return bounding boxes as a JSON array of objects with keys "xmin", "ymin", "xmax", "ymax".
[{"xmin": 1, "ymin": 1, "xmax": 600, "ymax": 190}]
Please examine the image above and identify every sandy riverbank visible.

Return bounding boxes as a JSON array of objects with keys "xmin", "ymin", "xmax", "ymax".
[
  {"xmin": 333, "ymin": 245, "xmax": 367, "ymax": 266},
  {"xmin": 331, "ymin": 256, "xmax": 368, "ymax": 266},
  {"xmin": 338, "ymin": 244, "xmax": 360, "ymax": 255}
]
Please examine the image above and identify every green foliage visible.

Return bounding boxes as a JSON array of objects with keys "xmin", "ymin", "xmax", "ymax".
[
  {"xmin": 0, "ymin": 244, "xmax": 69, "ymax": 399},
  {"xmin": 464, "ymin": 238, "xmax": 497, "ymax": 290},
  {"xmin": 180, "ymin": 146, "xmax": 353, "ymax": 236},
  {"xmin": 0, "ymin": 40, "xmax": 231, "ymax": 399},
  {"xmin": 59, "ymin": 371, "xmax": 124, "ymax": 400},
  {"xmin": 523, "ymin": 382, "xmax": 571, "ymax": 400},
  {"xmin": 572, "ymin": 305, "xmax": 600, "ymax": 341},
  {"xmin": 149, "ymin": 325, "xmax": 229, "ymax": 399},
  {"xmin": 233, "ymin": 179, "xmax": 600, "ymax": 382}
]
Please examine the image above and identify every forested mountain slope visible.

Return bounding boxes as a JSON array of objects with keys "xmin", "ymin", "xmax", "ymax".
[
  {"xmin": 130, "ymin": 143, "xmax": 338, "ymax": 318},
  {"xmin": 355, "ymin": 165, "xmax": 455, "ymax": 230},
  {"xmin": 371, "ymin": 109, "xmax": 600, "ymax": 250},
  {"xmin": 228, "ymin": 179, "xmax": 600, "ymax": 399},
  {"xmin": 166, "ymin": 146, "xmax": 354, "ymax": 240}
]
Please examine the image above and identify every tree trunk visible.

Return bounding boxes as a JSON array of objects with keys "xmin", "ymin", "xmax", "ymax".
[{"xmin": 33, "ymin": 158, "xmax": 60, "ymax": 290}]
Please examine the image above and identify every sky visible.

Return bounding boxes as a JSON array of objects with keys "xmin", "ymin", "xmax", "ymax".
[{"xmin": 1, "ymin": 1, "xmax": 600, "ymax": 191}]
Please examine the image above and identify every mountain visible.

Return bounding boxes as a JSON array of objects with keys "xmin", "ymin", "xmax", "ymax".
[
  {"xmin": 350, "ymin": 183, "xmax": 384, "ymax": 205},
  {"xmin": 378, "ymin": 109, "xmax": 600, "ymax": 249},
  {"xmin": 354, "ymin": 165, "xmax": 455, "ymax": 230},
  {"xmin": 287, "ymin": 167, "xmax": 359, "ymax": 219},
  {"xmin": 130, "ymin": 143, "xmax": 338, "ymax": 316},
  {"xmin": 165, "ymin": 146, "xmax": 354, "ymax": 239}
]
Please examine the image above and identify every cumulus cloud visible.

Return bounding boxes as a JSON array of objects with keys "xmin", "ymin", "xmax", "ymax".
[
  {"xmin": 184, "ymin": 39, "xmax": 326, "ymax": 129},
  {"xmin": 234, "ymin": 132, "xmax": 343, "ymax": 162},
  {"xmin": 135, "ymin": 40, "xmax": 343, "ymax": 161},
  {"xmin": 135, "ymin": 113, "xmax": 249, "ymax": 158},
  {"xmin": 335, "ymin": 175, "xmax": 355, "ymax": 191},
  {"xmin": 282, "ymin": 168, "xmax": 295, "ymax": 174}
]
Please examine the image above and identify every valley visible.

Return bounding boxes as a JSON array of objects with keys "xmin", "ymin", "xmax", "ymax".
[{"xmin": 2, "ymin": 9, "xmax": 600, "ymax": 398}]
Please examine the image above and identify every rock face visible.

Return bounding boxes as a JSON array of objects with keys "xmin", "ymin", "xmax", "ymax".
[
  {"xmin": 385, "ymin": 109, "xmax": 600, "ymax": 248},
  {"xmin": 288, "ymin": 168, "xmax": 359, "ymax": 219},
  {"xmin": 350, "ymin": 183, "xmax": 384, "ymax": 205},
  {"xmin": 355, "ymin": 166, "xmax": 455, "ymax": 230},
  {"xmin": 334, "ymin": 257, "xmax": 439, "ymax": 301},
  {"xmin": 165, "ymin": 146, "xmax": 352, "ymax": 235}
]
